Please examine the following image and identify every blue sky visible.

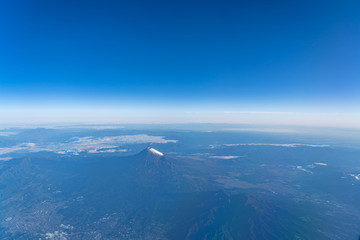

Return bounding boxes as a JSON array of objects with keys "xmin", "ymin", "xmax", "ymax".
[{"xmin": 0, "ymin": 0, "xmax": 359, "ymax": 126}]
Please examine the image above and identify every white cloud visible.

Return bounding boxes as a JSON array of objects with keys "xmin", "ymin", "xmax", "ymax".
[
  {"xmin": 72, "ymin": 135, "xmax": 177, "ymax": 146},
  {"xmin": 24, "ymin": 142, "xmax": 36, "ymax": 147},
  {"xmin": 314, "ymin": 162, "xmax": 327, "ymax": 166},
  {"xmin": 0, "ymin": 134, "xmax": 177, "ymax": 156},
  {"xmin": 88, "ymin": 149, "xmax": 127, "ymax": 154},
  {"xmin": 210, "ymin": 156, "xmax": 244, "ymax": 160},
  {"xmin": 350, "ymin": 174, "xmax": 360, "ymax": 181},
  {"xmin": 223, "ymin": 143, "xmax": 329, "ymax": 148},
  {"xmin": 224, "ymin": 111, "xmax": 294, "ymax": 114},
  {"xmin": 296, "ymin": 166, "xmax": 313, "ymax": 174},
  {"xmin": 221, "ymin": 128, "xmax": 297, "ymax": 133},
  {"xmin": 61, "ymin": 135, "xmax": 176, "ymax": 154},
  {"xmin": 44, "ymin": 230, "xmax": 68, "ymax": 240},
  {"xmin": 0, "ymin": 143, "xmax": 37, "ymax": 155},
  {"xmin": 0, "ymin": 132, "xmax": 18, "ymax": 136}
]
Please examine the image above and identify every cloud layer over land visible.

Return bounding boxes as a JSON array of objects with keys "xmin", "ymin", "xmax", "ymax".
[{"xmin": 0, "ymin": 134, "xmax": 177, "ymax": 156}]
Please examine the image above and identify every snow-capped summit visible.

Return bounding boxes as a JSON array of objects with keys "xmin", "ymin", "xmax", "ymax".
[
  {"xmin": 135, "ymin": 147, "xmax": 171, "ymax": 170},
  {"xmin": 137, "ymin": 147, "xmax": 165, "ymax": 162},
  {"xmin": 147, "ymin": 147, "xmax": 164, "ymax": 156}
]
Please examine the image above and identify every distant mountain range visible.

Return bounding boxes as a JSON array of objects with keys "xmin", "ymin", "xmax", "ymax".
[
  {"xmin": 0, "ymin": 148, "xmax": 197, "ymax": 239},
  {"xmin": 1, "ymin": 146, "xmax": 359, "ymax": 239}
]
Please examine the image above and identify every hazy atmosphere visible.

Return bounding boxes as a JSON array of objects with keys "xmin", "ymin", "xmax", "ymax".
[
  {"xmin": 1, "ymin": 0, "xmax": 359, "ymax": 127},
  {"xmin": 1, "ymin": 1, "xmax": 359, "ymax": 240}
]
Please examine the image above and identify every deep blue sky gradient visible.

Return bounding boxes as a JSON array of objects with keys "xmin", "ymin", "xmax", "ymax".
[{"xmin": 0, "ymin": 0, "xmax": 359, "ymax": 113}]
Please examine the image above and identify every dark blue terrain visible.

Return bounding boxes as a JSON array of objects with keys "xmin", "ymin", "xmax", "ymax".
[{"xmin": 0, "ymin": 125, "xmax": 359, "ymax": 239}]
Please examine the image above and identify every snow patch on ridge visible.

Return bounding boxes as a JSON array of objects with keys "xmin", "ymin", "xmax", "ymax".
[{"xmin": 148, "ymin": 148, "xmax": 164, "ymax": 156}]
